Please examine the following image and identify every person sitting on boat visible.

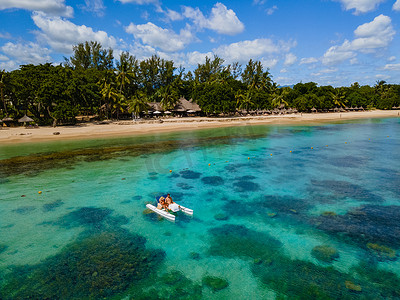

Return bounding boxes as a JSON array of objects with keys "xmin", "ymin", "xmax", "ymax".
[
  {"xmin": 165, "ymin": 194, "xmax": 181, "ymax": 211},
  {"xmin": 165, "ymin": 194, "xmax": 174, "ymax": 205},
  {"xmin": 157, "ymin": 196, "xmax": 167, "ymax": 210}
]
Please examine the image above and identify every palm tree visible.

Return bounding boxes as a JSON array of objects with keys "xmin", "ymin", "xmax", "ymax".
[
  {"xmin": 235, "ymin": 90, "xmax": 253, "ymax": 113},
  {"xmin": 113, "ymin": 93, "xmax": 127, "ymax": 120},
  {"xmin": 374, "ymin": 80, "xmax": 387, "ymax": 98},
  {"xmin": 99, "ymin": 82, "xmax": 118, "ymax": 119},
  {"xmin": 116, "ymin": 70, "xmax": 131, "ymax": 96},
  {"xmin": 128, "ymin": 91, "xmax": 148, "ymax": 119},
  {"xmin": 271, "ymin": 87, "xmax": 290, "ymax": 108},
  {"xmin": 329, "ymin": 88, "xmax": 346, "ymax": 108},
  {"xmin": 0, "ymin": 70, "xmax": 7, "ymax": 115},
  {"xmin": 157, "ymin": 84, "xmax": 179, "ymax": 110}
]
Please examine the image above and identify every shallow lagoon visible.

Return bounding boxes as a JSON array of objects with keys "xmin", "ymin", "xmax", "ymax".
[{"xmin": 0, "ymin": 118, "xmax": 399, "ymax": 299}]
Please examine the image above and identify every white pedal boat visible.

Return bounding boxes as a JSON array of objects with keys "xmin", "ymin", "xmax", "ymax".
[{"xmin": 146, "ymin": 202, "xmax": 193, "ymax": 222}]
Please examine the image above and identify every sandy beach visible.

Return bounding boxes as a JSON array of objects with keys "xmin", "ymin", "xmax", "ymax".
[{"xmin": 1, "ymin": 110, "xmax": 399, "ymax": 144}]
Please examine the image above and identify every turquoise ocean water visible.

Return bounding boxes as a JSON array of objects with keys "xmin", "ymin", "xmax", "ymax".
[{"xmin": 0, "ymin": 118, "xmax": 399, "ymax": 299}]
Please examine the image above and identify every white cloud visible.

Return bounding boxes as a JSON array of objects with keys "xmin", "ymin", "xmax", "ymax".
[
  {"xmin": 32, "ymin": 12, "xmax": 117, "ymax": 53},
  {"xmin": 284, "ymin": 53, "xmax": 297, "ymax": 66},
  {"xmin": 0, "ymin": 54, "xmax": 9, "ymax": 61},
  {"xmin": 384, "ymin": 63, "xmax": 400, "ymax": 70},
  {"xmin": 323, "ymin": 15, "xmax": 395, "ymax": 65},
  {"xmin": 0, "ymin": 60, "xmax": 18, "ymax": 71},
  {"xmin": 352, "ymin": 14, "xmax": 395, "ymax": 53},
  {"xmin": 261, "ymin": 58, "xmax": 279, "ymax": 68},
  {"xmin": 1, "ymin": 42, "xmax": 52, "ymax": 65},
  {"xmin": 300, "ymin": 57, "xmax": 318, "ymax": 64},
  {"xmin": 183, "ymin": 3, "xmax": 244, "ymax": 35},
  {"xmin": 213, "ymin": 38, "xmax": 294, "ymax": 64},
  {"xmin": 375, "ymin": 73, "xmax": 390, "ymax": 80},
  {"xmin": 117, "ymin": 0, "xmax": 159, "ymax": 4},
  {"xmin": 125, "ymin": 22, "xmax": 193, "ymax": 52},
  {"xmin": 0, "ymin": 32, "xmax": 12, "ymax": 39},
  {"xmin": 0, "ymin": 0, "xmax": 73, "ymax": 17},
  {"xmin": 311, "ymin": 69, "xmax": 338, "ymax": 76},
  {"xmin": 334, "ymin": 0, "xmax": 385, "ymax": 14},
  {"xmin": 253, "ymin": 0, "xmax": 266, "ymax": 5},
  {"xmin": 187, "ymin": 51, "xmax": 214, "ymax": 65},
  {"xmin": 80, "ymin": 0, "xmax": 105, "ymax": 17},
  {"xmin": 388, "ymin": 56, "xmax": 396, "ymax": 62},
  {"xmin": 350, "ymin": 57, "xmax": 358, "ymax": 64},
  {"xmin": 394, "ymin": 0, "xmax": 400, "ymax": 10},
  {"xmin": 165, "ymin": 9, "xmax": 183, "ymax": 21},
  {"xmin": 266, "ymin": 5, "xmax": 278, "ymax": 15}
]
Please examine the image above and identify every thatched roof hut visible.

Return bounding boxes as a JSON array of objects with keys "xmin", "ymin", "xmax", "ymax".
[
  {"xmin": 1, "ymin": 117, "xmax": 14, "ymax": 122},
  {"xmin": 147, "ymin": 102, "xmax": 163, "ymax": 112},
  {"xmin": 18, "ymin": 115, "xmax": 34, "ymax": 123},
  {"xmin": 173, "ymin": 98, "xmax": 201, "ymax": 113}
]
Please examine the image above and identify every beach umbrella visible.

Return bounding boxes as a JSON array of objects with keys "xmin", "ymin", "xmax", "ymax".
[
  {"xmin": 153, "ymin": 110, "xmax": 161, "ymax": 114},
  {"xmin": 164, "ymin": 111, "xmax": 172, "ymax": 114},
  {"xmin": 187, "ymin": 109, "xmax": 196, "ymax": 113},
  {"xmin": 1, "ymin": 117, "xmax": 14, "ymax": 122},
  {"xmin": 18, "ymin": 115, "xmax": 34, "ymax": 123}
]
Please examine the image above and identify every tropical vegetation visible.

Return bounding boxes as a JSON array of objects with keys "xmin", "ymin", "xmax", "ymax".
[{"xmin": 0, "ymin": 41, "xmax": 399, "ymax": 125}]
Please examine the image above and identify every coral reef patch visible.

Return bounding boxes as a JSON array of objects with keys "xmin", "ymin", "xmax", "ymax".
[
  {"xmin": 201, "ymin": 176, "xmax": 224, "ymax": 186},
  {"xmin": 0, "ymin": 230, "xmax": 165, "ymax": 299}
]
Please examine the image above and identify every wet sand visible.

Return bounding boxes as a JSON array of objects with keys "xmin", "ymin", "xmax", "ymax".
[{"xmin": 1, "ymin": 110, "xmax": 399, "ymax": 144}]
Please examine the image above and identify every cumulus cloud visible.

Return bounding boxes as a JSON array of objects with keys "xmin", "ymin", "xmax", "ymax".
[
  {"xmin": 300, "ymin": 57, "xmax": 318, "ymax": 64},
  {"xmin": 0, "ymin": 0, "xmax": 73, "ymax": 17},
  {"xmin": 284, "ymin": 53, "xmax": 297, "ymax": 66},
  {"xmin": 125, "ymin": 22, "xmax": 193, "ymax": 52},
  {"xmin": 32, "ymin": 12, "xmax": 117, "ymax": 53},
  {"xmin": 1, "ymin": 42, "xmax": 52, "ymax": 66},
  {"xmin": 213, "ymin": 38, "xmax": 295, "ymax": 64},
  {"xmin": 187, "ymin": 51, "xmax": 214, "ymax": 65},
  {"xmin": 183, "ymin": 3, "xmax": 244, "ymax": 35},
  {"xmin": 394, "ymin": 0, "xmax": 400, "ymax": 10},
  {"xmin": 334, "ymin": 0, "xmax": 385, "ymax": 14},
  {"xmin": 80, "ymin": 0, "xmax": 105, "ymax": 17},
  {"xmin": 323, "ymin": 14, "xmax": 395, "ymax": 65},
  {"xmin": 261, "ymin": 58, "xmax": 279, "ymax": 68},
  {"xmin": 165, "ymin": 9, "xmax": 183, "ymax": 21}
]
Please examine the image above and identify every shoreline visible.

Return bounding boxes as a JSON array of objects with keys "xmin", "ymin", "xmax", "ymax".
[{"xmin": 1, "ymin": 110, "xmax": 399, "ymax": 144}]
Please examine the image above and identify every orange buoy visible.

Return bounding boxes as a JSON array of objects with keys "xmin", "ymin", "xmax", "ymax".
[
  {"xmin": 290, "ymin": 150, "xmax": 292, "ymax": 153},
  {"xmin": 311, "ymin": 147, "xmax": 313, "ymax": 149},
  {"xmin": 169, "ymin": 170, "xmax": 172, "ymax": 173},
  {"xmin": 270, "ymin": 153, "xmax": 273, "ymax": 156},
  {"xmin": 248, "ymin": 157, "xmax": 250, "ymax": 159},
  {"xmin": 208, "ymin": 163, "xmax": 211, "ymax": 166},
  {"xmin": 38, "ymin": 191, "xmax": 42, "ymax": 194}
]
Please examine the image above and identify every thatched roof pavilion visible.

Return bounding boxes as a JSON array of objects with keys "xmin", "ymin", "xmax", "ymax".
[
  {"xmin": 147, "ymin": 102, "xmax": 163, "ymax": 112},
  {"xmin": 1, "ymin": 117, "xmax": 14, "ymax": 122},
  {"xmin": 18, "ymin": 115, "xmax": 34, "ymax": 123},
  {"xmin": 173, "ymin": 98, "xmax": 201, "ymax": 113}
]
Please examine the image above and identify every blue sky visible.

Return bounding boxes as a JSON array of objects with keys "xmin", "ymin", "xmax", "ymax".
[{"xmin": 0, "ymin": 0, "xmax": 399, "ymax": 86}]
